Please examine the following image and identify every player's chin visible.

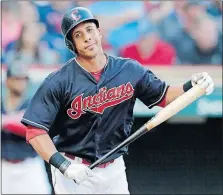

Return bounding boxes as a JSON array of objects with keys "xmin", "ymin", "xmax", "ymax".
[{"xmin": 84, "ymin": 50, "xmax": 98, "ymax": 58}]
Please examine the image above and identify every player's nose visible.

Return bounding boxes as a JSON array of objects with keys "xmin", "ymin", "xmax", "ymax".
[{"xmin": 83, "ymin": 33, "xmax": 91, "ymax": 42}]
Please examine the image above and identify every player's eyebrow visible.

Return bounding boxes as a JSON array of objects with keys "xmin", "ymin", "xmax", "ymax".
[
  {"xmin": 85, "ymin": 24, "xmax": 94, "ymax": 29},
  {"xmin": 73, "ymin": 24, "xmax": 95, "ymax": 35}
]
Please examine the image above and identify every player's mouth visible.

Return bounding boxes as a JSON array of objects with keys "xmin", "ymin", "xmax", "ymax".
[{"xmin": 85, "ymin": 43, "xmax": 96, "ymax": 50}]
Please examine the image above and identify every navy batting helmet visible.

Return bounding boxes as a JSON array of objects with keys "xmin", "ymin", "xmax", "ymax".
[{"xmin": 61, "ymin": 7, "xmax": 99, "ymax": 52}]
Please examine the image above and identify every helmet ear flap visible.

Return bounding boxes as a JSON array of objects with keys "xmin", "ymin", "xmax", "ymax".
[
  {"xmin": 65, "ymin": 30, "xmax": 76, "ymax": 53},
  {"xmin": 65, "ymin": 38, "xmax": 77, "ymax": 54},
  {"xmin": 65, "ymin": 39, "xmax": 74, "ymax": 51}
]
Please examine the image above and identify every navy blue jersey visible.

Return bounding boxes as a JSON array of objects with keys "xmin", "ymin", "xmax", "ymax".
[
  {"xmin": 21, "ymin": 55, "xmax": 168, "ymax": 163},
  {"xmin": 1, "ymin": 98, "xmax": 37, "ymax": 161}
]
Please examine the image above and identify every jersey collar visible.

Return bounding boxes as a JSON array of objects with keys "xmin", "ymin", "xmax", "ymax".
[{"xmin": 74, "ymin": 53, "xmax": 109, "ymax": 73}]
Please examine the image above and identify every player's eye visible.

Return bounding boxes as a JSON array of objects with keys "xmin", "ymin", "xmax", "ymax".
[
  {"xmin": 74, "ymin": 33, "xmax": 80, "ymax": 38},
  {"xmin": 87, "ymin": 28, "xmax": 93, "ymax": 32}
]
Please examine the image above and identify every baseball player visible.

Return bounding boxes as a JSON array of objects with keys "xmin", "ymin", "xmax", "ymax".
[
  {"xmin": 21, "ymin": 7, "xmax": 214, "ymax": 194},
  {"xmin": 2, "ymin": 62, "xmax": 51, "ymax": 194}
]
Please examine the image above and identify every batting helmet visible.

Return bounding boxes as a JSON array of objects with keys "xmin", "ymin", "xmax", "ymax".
[{"xmin": 61, "ymin": 7, "xmax": 99, "ymax": 52}]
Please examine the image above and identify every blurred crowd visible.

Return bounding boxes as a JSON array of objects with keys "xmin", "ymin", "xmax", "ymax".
[{"xmin": 1, "ymin": 0, "xmax": 222, "ymax": 69}]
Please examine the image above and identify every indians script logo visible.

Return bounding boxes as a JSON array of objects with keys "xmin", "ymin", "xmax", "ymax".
[{"xmin": 67, "ymin": 82, "xmax": 134, "ymax": 119}]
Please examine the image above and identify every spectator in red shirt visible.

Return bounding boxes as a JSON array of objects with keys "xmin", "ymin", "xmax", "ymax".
[{"xmin": 120, "ymin": 20, "xmax": 176, "ymax": 66}]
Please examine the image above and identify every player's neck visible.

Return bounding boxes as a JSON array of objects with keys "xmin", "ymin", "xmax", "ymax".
[{"xmin": 76, "ymin": 53, "xmax": 107, "ymax": 72}]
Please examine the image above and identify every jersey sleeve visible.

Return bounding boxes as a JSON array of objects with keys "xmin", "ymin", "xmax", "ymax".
[
  {"xmin": 135, "ymin": 68, "xmax": 169, "ymax": 109},
  {"xmin": 21, "ymin": 79, "xmax": 61, "ymax": 132}
]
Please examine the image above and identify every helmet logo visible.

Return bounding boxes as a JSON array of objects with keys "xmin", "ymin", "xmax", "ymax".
[{"xmin": 71, "ymin": 10, "xmax": 81, "ymax": 22}]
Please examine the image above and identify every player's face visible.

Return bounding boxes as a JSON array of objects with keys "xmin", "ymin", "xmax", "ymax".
[
  {"xmin": 71, "ymin": 22, "xmax": 102, "ymax": 58},
  {"xmin": 7, "ymin": 77, "xmax": 28, "ymax": 96}
]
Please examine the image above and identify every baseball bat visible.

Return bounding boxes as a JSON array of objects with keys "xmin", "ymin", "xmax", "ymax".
[{"xmin": 89, "ymin": 85, "xmax": 206, "ymax": 169}]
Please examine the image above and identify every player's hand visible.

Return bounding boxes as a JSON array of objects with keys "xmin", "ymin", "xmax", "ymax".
[
  {"xmin": 191, "ymin": 72, "xmax": 214, "ymax": 95},
  {"xmin": 63, "ymin": 163, "xmax": 93, "ymax": 184}
]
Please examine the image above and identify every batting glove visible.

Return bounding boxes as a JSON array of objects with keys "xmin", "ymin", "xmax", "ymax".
[
  {"xmin": 63, "ymin": 163, "xmax": 93, "ymax": 184},
  {"xmin": 191, "ymin": 72, "xmax": 215, "ymax": 95}
]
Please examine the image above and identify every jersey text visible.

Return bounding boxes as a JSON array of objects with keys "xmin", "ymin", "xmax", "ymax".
[{"xmin": 67, "ymin": 82, "xmax": 134, "ymax": 119}]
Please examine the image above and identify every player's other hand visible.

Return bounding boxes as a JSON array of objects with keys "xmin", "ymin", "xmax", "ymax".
[
  {"xmin": 63, "ymin": 163, "xmax": 93, "ymax": 184},
  {"xmin": 191, "ymin": 72, "xmax": 214, "ymax": 95}
]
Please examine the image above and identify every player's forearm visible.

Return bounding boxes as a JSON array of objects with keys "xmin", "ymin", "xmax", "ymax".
[
  {"xmin": 165, "ymin": 72, "xmax": 214, "ymax": 106},
  {"xmin": 29, "ymin": 134, "xmax": 77, "ymax": 176},
  {"xmin": 29, "ymin": 134, "xmax": 58, "ymax": 163},
  {"xmin": 165, "ymin": 85, "xmax": 185, "ymax": 105}
]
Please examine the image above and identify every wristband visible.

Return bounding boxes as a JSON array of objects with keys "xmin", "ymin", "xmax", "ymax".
[
  {"xmin": 183, "ymin": 80, "xmax": 193, "ymax": 92},
  {"xmin": 49, "ymin": 152, "xmax": 71, "ymax": 174}
]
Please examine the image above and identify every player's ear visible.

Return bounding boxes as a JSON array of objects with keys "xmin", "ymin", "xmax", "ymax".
[{"xmin": 98, "ymin": 28, "xmax": 103, "ymax": 39}]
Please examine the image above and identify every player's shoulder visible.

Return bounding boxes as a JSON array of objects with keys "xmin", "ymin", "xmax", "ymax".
[
  {"xmin": 108, "ymin": 54, "xmax": 143, "ymax": 68},
  {"xmin": 108, "ymin": 54, "xmax": 136, "ymax": 63},
  {"xmin": 107, "ymin": 54, "xmax": 147, "ymax": 74},
  {"xmin": 45, "ymin": 58, "xmax": 76, "ymax": 82}
]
